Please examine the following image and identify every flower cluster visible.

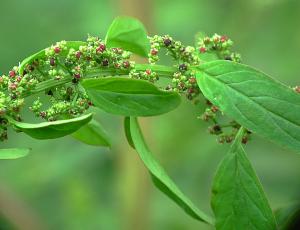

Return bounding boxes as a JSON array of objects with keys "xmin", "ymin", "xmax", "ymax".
[
  {"xmin": 0, "ymin": 33, "xmax": 248, "ymax": 144},
  {"xmin": 197, "ymin": 34, "xmax": 241, "ymax": 62},
  {"xmin": 2, "ymin": 36, "xmax": 136, "ymax": 123},
  {"xmin": 147, "ymin": 35, "xmax": 201, "ymax": 100},
  {"xmin": 199, "ymin": 99, "xmax": 251, "ymax": 144}
]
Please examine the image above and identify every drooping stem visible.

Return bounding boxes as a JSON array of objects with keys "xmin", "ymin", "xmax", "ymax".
[{"xmin": 23, "ymin": 64, "xmax": 176, "ymax": 98}]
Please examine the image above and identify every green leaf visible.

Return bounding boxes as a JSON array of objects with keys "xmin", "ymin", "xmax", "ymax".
[
  {"xmin": 8, "ymin": 113, "xmax": 92, "ymax": 140},
  {"xmin": 195, "ymin": 60, "xmax": 300, "ymax": 152},
  {"xmin": 81, "ymin": 77, "xmax": 181, "ymax": 116},
  {"xmin": 0, "ymin": 148, "xmax": 30, "ymax": 159},
  {"xmin": 71, "ymin": 119, "xmax": 111, "ymax": 147},
  {"xmin": 105, "ymin": 16, "xmax": 150, "ymax": 57},
  {"xmin": 275, "ymin": 203, "xmax": 300, "ymax": 230},
  {"xmin": 123, "ymin": 117, "xmax": 135, "ymax": 149},
  {"xmin": 19, "ymin": 41, "xmax": 86, "ymax": 75},
  {"xmin": 129, "ymin": 117, "xmax": 213, "ymax": 224},
  {"xmin": 211, "ymin": 127, "xmax": 277, "ymax": 230}
]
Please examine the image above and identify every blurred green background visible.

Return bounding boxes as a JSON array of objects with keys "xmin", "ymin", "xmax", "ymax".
[{"xmin": 1, "ymin": 0, "xmax": 300, "ymax": 229}]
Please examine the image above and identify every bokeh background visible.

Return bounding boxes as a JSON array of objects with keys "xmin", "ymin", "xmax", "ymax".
[{"xmin": 1, "ymin": 0, "xmax": 300, "ymax": 229}]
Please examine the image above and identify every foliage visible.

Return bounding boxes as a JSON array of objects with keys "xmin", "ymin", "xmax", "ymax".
[{"xmin": 1, "ymin": 16, "xmax": 299, "ymax": 229}]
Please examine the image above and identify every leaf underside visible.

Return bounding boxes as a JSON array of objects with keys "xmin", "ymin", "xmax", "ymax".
[{"xmin": 9, "ymin": 113, "xmax": 93, "ymax": 140}]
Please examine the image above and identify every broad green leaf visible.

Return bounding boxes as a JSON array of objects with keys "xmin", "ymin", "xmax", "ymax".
[
  {"xmin": 71, "ymin": 119, "xmax": 111, "ymax": 147},
  {"xmin": 195, "ymin": 60, "xmax": 300, "ymax": 152},
  {"xmin": 81, "ymin": 77, "xmax": 181, "ymax": 116},
  {"xmin": 275, "ymin": 203, "xmax": 300, "ymax": 230},
  {"xmin": 123, "ymin": 117, "xmax": 135, "ymax": 149},
  {"xmin": 129, "ymin": 117, "xmax": 213, "ymax": 224},
  {"xmin": 19, "ymin": 41, "xmax": 86, "ymax": 75},
  {"xmin": 105, "ymin": 16, "xmax": 150, "ymax": 57},
  {"xmin": 8, "ymin": 113, "xmax": 92, "ymax": 140},
  {"xmin": 0, "ymin": 148, "xmax": 30, "ymax": 159},
  {"xmin": 211, "ymin": 127, "xmax": 277, "ymax": 230}
]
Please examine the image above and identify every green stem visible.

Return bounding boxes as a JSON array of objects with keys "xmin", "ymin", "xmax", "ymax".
[{"xmin": 22, "ymin": 64, "xmax": 176, "ymax": 98}]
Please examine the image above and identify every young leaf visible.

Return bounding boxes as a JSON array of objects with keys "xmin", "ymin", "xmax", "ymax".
[
  {"xmin": 195, "ymin": 60, "xmax": 300, "ymax": 152},
  {"xmin": 105, "ymin": 16, "xmax": 150, "ymax": 57},
  {"xmin": 129, "ymin": 117, "xmax": 214, "ymax": 224},
  {"xmin": 211, "ymin": 127, "xmax": 277, "ymax": 230},
  {"xmin": 71, "ymin": 119, "xmax": 111, "ymax": 147},
  {"xmin": 81, "ymin": 77, "xmax": 181, "ymax": 116},
  {"xmin": 19, "ymin": 41, "xmax": 86, "ymax": 75},
  {"xmin": 8, "ymin": 113, "xmax": 92, "ymax": 140},
  {"xmin": 0, "ymin": 148, "xmax": 30, "ymax": 159},
  {"xmin": 123, "ymin": 117, "xmax": 135, "ymax": 149}
]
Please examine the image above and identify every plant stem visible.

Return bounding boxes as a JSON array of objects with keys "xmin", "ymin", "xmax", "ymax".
[{"xmin": 22, "ymin": 64, "xmax": 176, "ymax": 98}]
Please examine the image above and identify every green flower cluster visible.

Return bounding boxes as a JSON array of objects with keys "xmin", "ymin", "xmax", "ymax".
[{"xmin": 197, "ymin": 33, "xmax": 241, "ymax": 62}]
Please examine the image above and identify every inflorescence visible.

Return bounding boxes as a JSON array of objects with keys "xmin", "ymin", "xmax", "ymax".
[{"xmin": 0, "ymin": 33, "xmax": 249, "ymax": 143}]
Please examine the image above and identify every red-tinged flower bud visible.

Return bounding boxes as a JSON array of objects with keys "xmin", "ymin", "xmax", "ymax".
[
  {"xmin": 150, "ymin": 49, "xmax": 158, "ymax": 55},
  {"xmin": 145, "ymin": 69, "xmax": 151, "ymax": 75},
  {"xmin": 188, "ymin": 77, "xmax": 196, "ymax": 84},
  {"xmin": 9, "ymin": 83, "xmax": 17, "ymax": 90},
  {"xmin": 75, "ymin": 51, "xmax": 82, "ymax": 59},
  {"xmin": 16, "ymin": 76, "xmax": 22, "ymax": 82},
  {"xmin": 220, "ymin": 35, "xmax": 228, "ymax": 43},
  {"xmin": 199, "ymin": 47, "xmax": 206, "ymax": 53},
  {"xmin": 96, "ymin": 43, "xmax": 106, "ymax": 53},
  {"xmin": 74, "ymin": 73, "xmax": 81, "ymax": 79},
  {"xmin": 54, "ymin": 46, "xmax": 61, "ymax": 53},
  {"xmin": 9, "ymin": 70, "xmax": 16, "ymax": 77},
  {"xmin": 123, "ymin": 61, "xmax": 130, "ymax": 68},
  {"xmin": 187, "ymin": 88, "xmax": 194, "ymax": 94}
]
